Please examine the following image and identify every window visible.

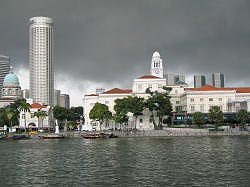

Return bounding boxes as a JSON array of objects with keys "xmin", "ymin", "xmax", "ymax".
[
  {"xmin": 105, "ymin": 101, "xmax": 109, "ymax": 105},
  {"xmin": 176, "ymin": 101, "xmax": 180, "ymax": 104},
  {"xmin": 200, "ymin": 98, "xmax": 204, "ymax": 102},
  {"xmin": 191, "ymin": 105, "xmax": 195, "ymax": 112},
  {"xmin": 209, "ymin": 98, "xmax": 213, "ymax": 102},
  {"xmin": 218, "ymin": 98, "xmax": 222, "ymax": 101},
  {"xmin": 200, "ymin": 105, "xmax": 204, "ymax": 112},
  {"xmin": 22, "ymin": 114, "xmax": 25, "ymax": 119},
  {"xmin": 190, "ymin": 98, "xmax": 194, "ymax": 102}
]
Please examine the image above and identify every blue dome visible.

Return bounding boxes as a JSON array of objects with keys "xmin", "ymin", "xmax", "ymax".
[{"xmin": 4, "ymin": 73, "xmax": 19, "ymax": 83}]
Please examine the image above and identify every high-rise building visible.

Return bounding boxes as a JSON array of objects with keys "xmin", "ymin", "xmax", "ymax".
[
  {"xmin": 54, "ymin": 89, "xmax": 61, "ymax": 106},
  {"xmin": 166, "ymin": 73, "xmax": 186, "ymax": 85},
  {"xmin": 212, "ymin": 73, "xmax": 224, "ymax": 88},
  {"xmin": 21, "ymin": 89, "xmax": 30, "ymax": 99},
  {"xmin": 150, "ymin": 51, "xmax": 164, "ymax": 78},
  {"xmin": 0, "ymin": 55, "xmax": 10, "ymax": 97},
  {"xmin": 194, "ymin": 75, "xmax": 206, "ymax": 88},
  {"xmin": 29, "ymin": 16, "xmax": 54, "ymax": 106},
  {"xmin": 60, "ymin": 94, "xmax": 70, "ymax": 109}
]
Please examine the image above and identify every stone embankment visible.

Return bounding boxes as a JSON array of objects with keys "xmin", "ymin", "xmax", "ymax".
[
  {"xmin": 64, "ymin": 128, "xmax": 250, "ymax": 138},
  {"xmin": 111, "ymin": 128, "xmax": 250, "ymax": 137}
]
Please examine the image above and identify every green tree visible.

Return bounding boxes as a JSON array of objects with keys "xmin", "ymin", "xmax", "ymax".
[
  {"xmin": 17, "ymin": 100, "xmax": 31, "ymax": 132},
  {"xmin": 126, "ymin": 96, "xmax": 144, "ymax": 129},
  {"xmin": 66, "ymin": 121, "xmax": 77, "ymax": 131},
  {"xmin": 208, "ymin": 106, "xmax": 224, "ymax": 129},
  {"xmin": 89, "ymin": 103, "xmax": 112, "ymax": 131},
  {"xmin": 145, "ymin": 87, "xmax": 172, "ymax": 130},
  {"xmin": 5, "ymin": 108, "xmax": 14, "ymax": 130},
  {"xmin": 69, "ymin": 106, "xmax": 84, "ymax": 122},
  {"xmin": 53, "ymin": 105, "xmax": 71, "ymax": 125},
  {"xmin": 34, "ymin": 109, "xmax": 48, "ymax": 130},
  {"xmin": 192, "ymin": 112, "xmax": 205, "ymax": 128},
  {"xmin": 0, "ymin": 108, "xmax": 8, "ymax": 127},
  {"xmin": 237, "ymin": 109, "xmax": 248, "ymax": 126}
]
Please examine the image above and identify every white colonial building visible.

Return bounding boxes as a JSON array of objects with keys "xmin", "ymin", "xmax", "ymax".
[
  {"xmin": 83, "ymin": 51, "xmax": 188, "ymax": 130},
  {"xmin": 19, "ymin": 102, "xmax": 51, "ymax": 130},
  {"xmin": 181, "ymin": 85, "xmax": 250, "ymax": 114}
]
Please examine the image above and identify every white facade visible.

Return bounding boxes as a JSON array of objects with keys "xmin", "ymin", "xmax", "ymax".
[
  {"xmin": 150, "ymin": 51, "xmax": 164, "ymax": 78},
  {"xmin": 29, "ymin": 17, "xmax": 54, "ymax": 106},
  {"xmin": 181, "ymin": 85, "xmax": 250, "ymax": 113},
  {"xmin": 19, "ymin": 102, "xmax": 51, "ymax": 129}
]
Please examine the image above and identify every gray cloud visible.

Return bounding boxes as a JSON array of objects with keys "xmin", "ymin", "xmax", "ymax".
[{"xmin": 1, "ymin": 0, "xmax": 250, "ymax": 99}]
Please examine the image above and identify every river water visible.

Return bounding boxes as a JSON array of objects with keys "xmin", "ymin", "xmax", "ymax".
[{"xmin": 0, "ymin": 136, "xmax": 249, "ymax": 186}]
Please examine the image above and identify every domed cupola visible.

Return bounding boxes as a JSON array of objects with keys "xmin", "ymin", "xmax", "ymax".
[
  {"xmin": 2, "ymin": 67, "xmax": 21, "ymax": 99},
  {"xmin": 3, "ymin": 67, "xmax": 19, "ymax": 87}
]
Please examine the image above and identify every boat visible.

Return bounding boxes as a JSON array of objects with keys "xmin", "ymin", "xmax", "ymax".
[
  {"xmin": 2, "ymin": 134, "xmax": 31, "ymax": 140},
  {"xmin": 82, "ymin": 133, "xmax": 118, "ymax": 139},
  {"xmin": 39, "ymin": 134, "xmax": 65, "ymax": 139}
]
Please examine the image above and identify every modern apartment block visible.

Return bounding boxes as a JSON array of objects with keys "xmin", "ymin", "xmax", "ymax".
[{"xmin": 29, "ymin": 16, "xmax": 54, "ymax": 106}]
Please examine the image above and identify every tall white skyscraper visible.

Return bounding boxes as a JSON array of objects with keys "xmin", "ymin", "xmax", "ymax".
[
  {"xmin": 150, "ymin": 51, "xmax": 164, "ymax": 78},
  {"xmin": 29, "ymin": 17, "xmax": 54, "ymax": 105},
  {"xmin": 0, "ymin": 55, "xmax": 10, "ymax": 97}
]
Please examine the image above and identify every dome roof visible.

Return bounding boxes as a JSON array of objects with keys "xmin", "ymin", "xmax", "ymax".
[
  {"xmin": 4, "ymin": 73, "xmax": 19, "ymax": 83},
  {"xmin": 152, "ymin": 51, "xmax": 161, "ymax": 58}
]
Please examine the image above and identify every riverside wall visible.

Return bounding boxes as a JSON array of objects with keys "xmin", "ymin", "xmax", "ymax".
[{"xmin": 65, "ymin": 128, "xmax": 250, "ymax": 137}]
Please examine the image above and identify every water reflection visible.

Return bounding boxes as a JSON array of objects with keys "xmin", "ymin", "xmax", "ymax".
[{"xmin": 0, "ymin": 136, "xmax": 249, "ymax": 186}]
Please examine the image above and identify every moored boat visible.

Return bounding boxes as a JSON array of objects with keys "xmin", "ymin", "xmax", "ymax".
[
  {"xmin": 82, "ymin": 133, "xmax": 118, "ymax": 139},
  {"xmin": 39, "ymin": 134, "xmax": 65, "ymax": 139}
]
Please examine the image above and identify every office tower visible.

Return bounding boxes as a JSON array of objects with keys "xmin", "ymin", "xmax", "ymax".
[
  {"xmin": 212, "ymin": 73, "xmax": 225, "ymax": 88},
  {"xmin": 0, "ymin": 55, "xmax": 10, "ymax": 96},
  {"xmin": 166, "ymin": 73, "xmax": 176, "ymax": 85},
  {"xmin": 54, "ymin": 89, "xmax": 61, "ymax": 106},
  {"xmin": 21, "ymin": 89, "xmax": 30, "ymax": 99},
  {"xmin": 60, "ymin": 94, "xmax": 70, "ymax": 109},
  {"xmin": 166, "ymin": 73, "xmax": 186, "ymax": 85},
  {"xmin": 150, "ymin": 51, "xmax": 164, "ymax": 78},
  {"xmin": 29, "ymin": 16, "xmax": 54, "ymax": 105},
  {"xmin": 194, "ymin": 75, "xmax": 206, "ymax": 88}
]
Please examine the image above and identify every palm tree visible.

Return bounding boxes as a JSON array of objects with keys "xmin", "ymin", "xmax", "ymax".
[
  {"xmin": 18, "ymin": 101, "xmax": 31, "ymax": 133},
  {"xmin": 6, "ymin": 108, "xmax": 14, "ymax": 132},
  {"xmin": 34, "ymin": 109, "xmax": 48, "ymax": 131}
]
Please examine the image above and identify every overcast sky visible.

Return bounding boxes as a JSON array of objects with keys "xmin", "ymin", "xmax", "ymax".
[{"xmin": 1, "ymin": 0, "xmax": 250, "ymax": 106}]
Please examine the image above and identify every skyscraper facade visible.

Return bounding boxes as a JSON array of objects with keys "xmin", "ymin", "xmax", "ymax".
[
  {"xmin": 0, "ymin": 55, "xmax": 10, "ymax": 97},
  {"xmin": 60, "ymin": 94, "xmax": 70, "ymax": 109},
  {"xmin": 29, "ymin": 16, "xmax": 54, "ymax": 106},
  {"xmin": 212, "ymin": 73, "xmax": 225, "ymax": 88},
  {"xmin": 194, "ymin": 75, "xmax": 206, "ymax": 88}
]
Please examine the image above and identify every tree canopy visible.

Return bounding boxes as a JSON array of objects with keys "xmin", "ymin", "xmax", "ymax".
[
  {"xmin": 237, "ymin": 109, "xmax": 248, "ymax": 125},
  {"xmin": 145, "ymin": 86, "xmax": 172, "ymax": 129},
  {"xmin": 208, "ymin": 106, "xmax": 224, "ymax": 128},
  {"xmin": 89, "ymin": 102, "xmax": 112, "ymax": 130},
  {"xmin": 192, "ymin": 112, "xmax": 205, "ymax": 127}
]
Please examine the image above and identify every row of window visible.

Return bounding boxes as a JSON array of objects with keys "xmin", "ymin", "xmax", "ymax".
[
  {"xmin": 190, "ymin": 105, "xmax": 223, "ymax": 112},
  {"xmin": 190, "ymin": 98, "xmax": 223, "ymax": 102}
]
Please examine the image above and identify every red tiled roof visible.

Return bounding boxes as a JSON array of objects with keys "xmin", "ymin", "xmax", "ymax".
[
  {"xmin": 85, "ymin": 94, "xmax": 99, "ymax": 97},
  {"xmin": 0, "ymin": 97, "xmax": 15, "ymax": 101},
  {"xmin": 103, "ymin": 88, "xmax": 132, "ymax": 94},
  {"xmin": 31, "ymin": 103, "xmax": 47, "ymax": 108},
  {"xmin": 185, "ymin": 85, "xmax": 250, "ymax": 93},
  {"xmin": 137, "ymin": 75, "xmax": 161, "ymax": 79}
]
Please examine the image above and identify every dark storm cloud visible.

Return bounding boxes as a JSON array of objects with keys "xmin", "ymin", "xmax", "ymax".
[{"xmin": 1, "ymin": 0, "xmax": 250, "ymax": 87}]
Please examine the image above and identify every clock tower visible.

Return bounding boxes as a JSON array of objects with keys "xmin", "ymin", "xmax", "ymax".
[{"xmin": 150, "ymin": 51, "xmax": 164, "ymax": 78}]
